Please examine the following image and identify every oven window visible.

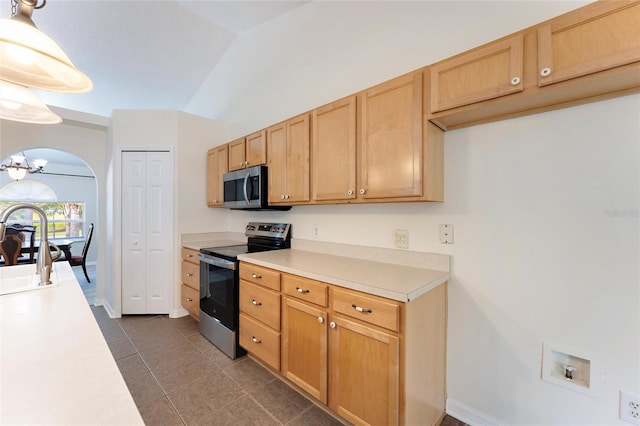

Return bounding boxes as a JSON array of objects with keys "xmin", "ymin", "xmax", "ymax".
[{"xmin": 200, "ymin": 262, "xmax": 237, "ymax": 330}]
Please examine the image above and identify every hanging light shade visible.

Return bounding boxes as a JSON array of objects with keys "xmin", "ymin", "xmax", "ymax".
[
  {"xmin": 0, "ymin": 0, "xmax": 92, "ymax": 93},
  {"xmin": 0, "ymin": 79, "xmax": 62, "ymax": 124}
]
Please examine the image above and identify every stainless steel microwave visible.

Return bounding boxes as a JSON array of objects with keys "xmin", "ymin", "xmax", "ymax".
[{"xmin": 223, "ymin": 165, "xmax": 268, "ymax": 209}]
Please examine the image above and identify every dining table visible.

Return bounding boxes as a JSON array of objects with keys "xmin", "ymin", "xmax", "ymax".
[{"xmin": 21, "ymin": 237, "xmax": 85, "ymax": 262}]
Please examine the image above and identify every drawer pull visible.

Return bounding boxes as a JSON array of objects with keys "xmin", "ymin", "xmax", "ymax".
[
  {"xmin": 252, "ymin": 336, "xmax": 262, "ymax": 344},
  {"xmin": 186, "ymin": 297, "xmax": 193, "ymax": 302},
  {"xmin": 186, "ymin": 272, "xmax": 193, "ymax": 277},
  {"xmin": 296, "ymin": 287, "xmax": 310, "ymax": 294},
  {"xmin": 251, "ymin": 299, "xmax": 262, "ymax": 306},
  {"xmin": 186, "ymin": 254, "xmax": 194, "ymax": 258},
  {"xmin": 251, "ymin": 273, "xmax": 262, "ymax": 279},
  {"xmin": 352, "ymin": 304, "xmax": 372, "ymax": 314}
]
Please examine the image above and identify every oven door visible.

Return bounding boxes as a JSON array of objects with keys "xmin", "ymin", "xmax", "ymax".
[{"xmin": 198, "ymin": 254, "xmax": 238, "ymax": 330}]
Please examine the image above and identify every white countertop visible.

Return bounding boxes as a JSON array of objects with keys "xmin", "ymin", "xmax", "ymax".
[
  {"xmin": 182, "ymin": 238, "xmax": 247, "ymax": 251},
  {"xmin": 238, "ymin": 249, "xmax": 450, "ymax": 302},
  {"xmin": 0, "ymin": 263, "xmax": 143, "ymax": 425}
]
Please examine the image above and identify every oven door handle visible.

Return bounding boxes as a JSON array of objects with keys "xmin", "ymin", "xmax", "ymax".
[{"xmin": 198, "ymin": 254, "xmax": 237, "ymax": 270}]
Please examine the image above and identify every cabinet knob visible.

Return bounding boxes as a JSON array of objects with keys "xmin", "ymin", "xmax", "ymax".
[
  {"xmin": 285, "ymin": 194, "xmax": 290, "ymax": 200},
  {"xmin": 510, "ymin": 77, "xmax": 521, "ymax": 86},
  {"xmin": 240, "ymin": 162, "xmax": 244, "ymax": 166},
  {"xmin": 329, "ymin": 321, "xmax": 336, "ymax": 329},
  {"xmin": 317, "ymin": 316, "xmax": 324, "ymax": 324},
  {"xmin": 296, "ymin": 287, "xmax": 310, "ymax": 294},
  {"xmin": 540, "ymin": 67, "xmax": 551, "ymax": 77},
  {"xmin": 359, "ymin": 188, "xmax": 366, "ymax": 195},
  {"xmin": 186, "ymin": 297, "xmax": 193, "ymax": 302},
  {"xmin": 186, "ymin": 254, "xmax": 193, "ymax": 258},
  {"xmin": 347, "ymin": 189, "xmax": 354, "ymax": 196},
  {"xmin": 251, "ymin": 299, "xmax": 262, "ymax": 306},
  {"xmin": 252, "ymin": 336, "xmax": 262, "ymax": 344},
  {"xmin": 186, "ymin": 272, "xmax": 193, "ymax": 277},
  {"xmin": 251, "ymin": 273, "xmax": 262, "ymax": 279},
  {"xmin": 281, "ymin": 195, "xmax": 285, "ymax": 200}
]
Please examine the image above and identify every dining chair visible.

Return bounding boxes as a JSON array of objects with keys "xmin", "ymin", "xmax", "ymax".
[
  {"xmin": 0, "ymin": 227, "xmax": 26, "ymax": 266},
  {"xmin": 10, "ymin": 224, "xmax": 37, "ymax": 264},
  {"xmin": 69, "ymin": 223, "xmax": 94, "ymax": 282}
]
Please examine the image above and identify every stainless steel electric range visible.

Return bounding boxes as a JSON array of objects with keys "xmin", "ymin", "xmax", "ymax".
[{"xmin": 198, "ymin": 222, "xmax": 291, "ymax": 359}]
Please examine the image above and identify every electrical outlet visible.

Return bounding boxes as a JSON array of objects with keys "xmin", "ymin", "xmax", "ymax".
[
  {"xmin": 395, "ymin": 229, "xmax": 408, "ymax": 249},
  {"xmin": 620, "ymin": 391, "xmax": 640, "ymax": 425},
  {"xmin": 439, "ymin": 224, "xmax": 454, "ymax": 244},
  {"xmin": 312, "ymin": 224, "xmax": 320, "ymax": 239}
]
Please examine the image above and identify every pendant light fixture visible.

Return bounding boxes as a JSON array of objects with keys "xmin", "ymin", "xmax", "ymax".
[
  {"xmin": 0, "ymin": 0, "xmax": 93, "ymax": 93},
  {"xmin": 0, "ymin": 79, "xmax": 62, "ymax": 124},
  {"xmin": 0, "ymin": 151, "xmax": 48, "ymax": 180}
]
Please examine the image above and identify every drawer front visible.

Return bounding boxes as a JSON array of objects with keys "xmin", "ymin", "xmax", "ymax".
[
  {"xmin": 240, "ymin": 281, "xmax": 281, "ymax": 331},
  {"xmin": 282, "ymin": 274, "xmax": 328, "ymax": 307},
  {"xmin": 181, "ymin": 284, "xmax": 200, "ymax": 319},
  {"xmin": 240, "ymin": 263, "xmax": 281, "ymax": 291},
  {"xmin": 182, "ymin": 260, "xmax": 199, "ymax": 289},
  {"xmin": 240, "ymin": 313, "xmax": 280, "ymax": 371},
  {"xmin": 182, "ymin": 247, "xmax": 199, "ymax": 265},
  {"xmin": 331, "ymin": 287, "xmax": 400, "ymax": 332}
]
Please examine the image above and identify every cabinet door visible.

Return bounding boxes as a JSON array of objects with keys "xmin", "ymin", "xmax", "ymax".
[
  {"xmin": 267, "ymin": 122, "xmax": 288, "ymax": 204},
  {"xmin": 181, "ymin": 284, "xmax": 199, "ymax": 319},
  {"xmin": 430, "ymin": 34, "xmax": 524, "ymax": 112},
  {"xmin": 329, "ymin": 316, "xmax": 399, "ymax": 426},
  {"xmin": 282, "ymin": 298, "xmax": 328, "ymax": 403},
  {"xmin": 228, "ymin": 138, "xmax": 247, "ymax": 171},
  {"xmin": 538, "ymin": 1, "xmax": 640, "ymax": 87},
  {"xmin": 285, "ymin": 113, "xmax": 311, "ymax": 203},
  {"xmin": 206, "ymin": 145, "xmax": 228, "ymax": 207},
  {"xmin": 359, "ymin": 72, "xmax": 423, "ymax": 200},
  {"xmin": 312, "ymin": 96, "xmax": 357, "ymax": 202},
  {"xmin": 246, "ymin": 129, "xmax": 267, "ymax": 168}
]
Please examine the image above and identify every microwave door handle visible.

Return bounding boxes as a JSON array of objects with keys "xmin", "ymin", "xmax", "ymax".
[{"xmin": 243, "ymin": 172, "xmax": 250, "ymax": 205}]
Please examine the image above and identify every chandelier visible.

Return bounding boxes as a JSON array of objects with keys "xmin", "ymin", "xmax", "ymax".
[
  {"xmin": 0, "ymin": 152, "xmax": 47, "ymax": 180},
  {"xmin": 0, "ymin": 0, "xmax": 93, "ymax": 125}
]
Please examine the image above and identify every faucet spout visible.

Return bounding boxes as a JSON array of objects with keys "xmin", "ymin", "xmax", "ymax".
[{"xmin": 0, "ymin": 203, "xmax": 54, "ymax": 285}]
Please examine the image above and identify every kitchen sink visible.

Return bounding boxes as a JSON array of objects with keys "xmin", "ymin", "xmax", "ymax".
[{"xmin": 0, "ymin": 264, "xmax": 58, "ymax": 296}]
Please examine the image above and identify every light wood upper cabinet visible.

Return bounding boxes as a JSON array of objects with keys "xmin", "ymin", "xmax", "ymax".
[
  {"xmin": 267, "ymin": 113, "xmax": 310, "ymax": 204},
  {"xmin": 228, "ymin": 130, "xmax": 267, "ymax": 172},
  {"xmin": 206, "ymin": 144, "xmax": 228, "ymax": 207},
  {"xmin": 537, "ymin": 0, "xmax": 640, "ymax": 87},
  {"xmin": 430, "ymin": 34, "xmax": 524, "ymax": 112},
  {"xmin": 359, "ymin": 71, "xmax": 424, "ymax": 200},
  {"xmin": 428, "ymin": 0, "xmax": 640, "ymax": 130},
  {"xmin": 312, "ymin": 96, "xmax": 357, "ymax": 202}
]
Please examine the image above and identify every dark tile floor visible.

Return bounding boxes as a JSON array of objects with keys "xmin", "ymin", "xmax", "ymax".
[{"xmin": 76, "ymin": 265, "xmax": 467, "ymax": 426}]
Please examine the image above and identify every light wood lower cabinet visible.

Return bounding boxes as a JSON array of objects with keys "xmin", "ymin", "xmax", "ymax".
[
  {"xmin": 329, "ymin": 315, "xmax": 400, "ymax": 426},
  {"xmin": 239, "ymin": 262, "xmax": 447, "ymax": 426},
  {"xmin": 181, "ymin": 247, "xmax": 200, "ymax": 320}
]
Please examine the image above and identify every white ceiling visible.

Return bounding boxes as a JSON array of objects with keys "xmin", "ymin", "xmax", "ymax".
[{"xmin": 0, "ymin": 0, "xmax": 308, "ymax": 118}]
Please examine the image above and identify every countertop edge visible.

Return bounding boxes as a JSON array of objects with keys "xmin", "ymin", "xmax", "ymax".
[{"xmin": 238, "ymin": 250, "xmax": 450, "ymax": 303}]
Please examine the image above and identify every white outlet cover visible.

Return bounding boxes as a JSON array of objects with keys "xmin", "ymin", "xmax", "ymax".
[
  {"xmin": 620, "ymin": 391, "xmax": 640, "ymax": 425},
  {"xmin": 439, "ymin": 224, "xmax": 454, "ymax": 244}
]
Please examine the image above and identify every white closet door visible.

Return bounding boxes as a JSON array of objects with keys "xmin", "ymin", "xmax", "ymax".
[{"xmin": 121, "ymin": 151, "xmax": 173, "ymax": 314}]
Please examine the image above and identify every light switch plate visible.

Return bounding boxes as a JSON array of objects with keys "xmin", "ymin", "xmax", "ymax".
[{"xmin": 439, "ymin": 224, "xmax": 454, "ymax": 244}]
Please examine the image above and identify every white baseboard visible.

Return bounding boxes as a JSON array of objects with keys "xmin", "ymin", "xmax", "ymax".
[
  {"xmin": 170, "ymin": 307, "xmax": 189, "ymax": 318},
  {"xmin": 447, "ymin": 399, "xmax": 505, "ymax": 426},
  {"xmin": 102, "ymin": 300, "xmax": 119, "ymax": 318}
]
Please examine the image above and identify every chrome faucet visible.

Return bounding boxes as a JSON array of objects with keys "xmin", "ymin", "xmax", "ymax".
[{"xmin": 0, "ymin": 203, "xmax": 59, "ymax": 285}]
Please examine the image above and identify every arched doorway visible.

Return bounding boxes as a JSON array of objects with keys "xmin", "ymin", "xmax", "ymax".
[{"xmin": 0, "ymin": 148, "xmax": 98, "ymax": 301}]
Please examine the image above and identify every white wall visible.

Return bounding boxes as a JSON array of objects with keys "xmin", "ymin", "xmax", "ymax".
[{"xmin": 186, "ymin": 1, "xmax": 638, "ymax": 424}]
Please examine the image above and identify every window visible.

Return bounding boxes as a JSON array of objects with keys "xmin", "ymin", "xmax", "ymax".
[{"xmin": 0, "ymin": 201, "xmax": 86, "ymax": 239}]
